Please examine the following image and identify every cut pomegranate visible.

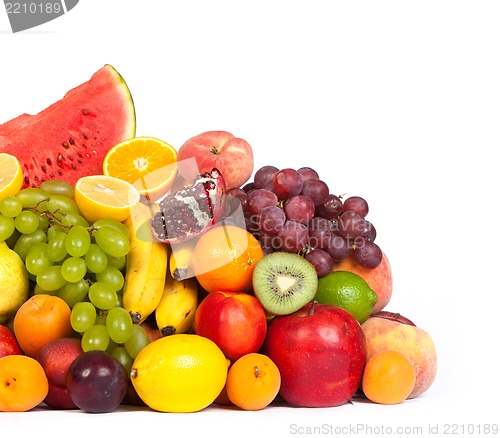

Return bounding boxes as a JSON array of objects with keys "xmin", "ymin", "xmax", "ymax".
[{"xmin": 150, "ymin": 168, "xmax": 226, "ymax": 244}]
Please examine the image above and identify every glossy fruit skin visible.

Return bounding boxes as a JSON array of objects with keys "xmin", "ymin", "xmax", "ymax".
[
  {"xmin": 177, "ymin": 130, "xmax": 254, "ymax": 190},
  {"xmin": 263, "ymin": 302, "xmax": 366, "ymax": 407},
  {"xmin": 0, "ymin": 324, "xmax": 23, "ymax": 358},
  {"xmin": 194, "ymin": 291, "xmax": 267, "ymax": 361},
  {"xmin": 66, "ymin": 350, "xmax": 129, "ymax": 413}
]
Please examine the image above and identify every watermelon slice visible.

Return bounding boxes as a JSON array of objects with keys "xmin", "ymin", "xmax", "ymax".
[{"xmin": 0, "ymin": 64, "xmax": 136, "ymax": 188}]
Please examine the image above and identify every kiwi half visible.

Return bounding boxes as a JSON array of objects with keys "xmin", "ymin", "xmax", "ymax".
[{"xmin": 252, "ymin": 252, "xmax": 318, "ymax": 315}]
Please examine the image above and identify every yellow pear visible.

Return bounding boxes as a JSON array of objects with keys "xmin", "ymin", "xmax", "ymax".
[{"xmin": 0, "ymin": 241, "xmax": 30, "ymax": 324}]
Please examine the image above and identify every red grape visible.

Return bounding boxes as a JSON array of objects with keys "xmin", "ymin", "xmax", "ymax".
[
  {"xmin": 307, "ymin": 216, "xmax": 334, "ymax": 249},
  {"xmin": 254, "ymin": 165, "xmax": 279, "ymax": 189},
  {"xmin": 300, "ymin": 179, "xmax": 329, "ymax": 206},
  {"xmin": 246, "ymin": 189, "xmax": 278, "ymax": 215},
  {"xmin": 305, "ymin": 249, "xmax": 334, "ymax": 277},
  {"xmin": 315, "ymin": 194, "xmax": 343, "ymax": 219},
  {"xmin": 297, "ymin": 167, "xmax": 319, "ymax": 181},
  {"xmin": 283, "ymin": 195, "xmax": 315, "ymax": 224},
  {"xmin": 343, "ymin": 196, "xmax": 369, "ymax": 217},
  {"xmin": 257, "ymin": 205, "xmax": 287, "ymax": 235},
  {"xmin": 273, "ymin": 168, "xmax": 303, "ymax": 199},
  {"xmin": 276, "ymin": 220, "xmax": 309, "ymax": 252}
]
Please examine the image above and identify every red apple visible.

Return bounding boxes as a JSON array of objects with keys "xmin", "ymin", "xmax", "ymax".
[
  {"xmin": 263, "ymin": 302, "xmax": 366, "ymax": 407},
  {"xmin": 36, "ymin": 337, "xmax": 84, "ymax": 409},
  {"xmin": 194, "ymin": 291, "xmax": 267, "ymax": 361},
  {"xmin": 177, "ymin": 130, "xmax": 254, "ymax": 190},
  {"xmin": 0, "ymin": 324, "xmax": 23, "ymax": 358}
]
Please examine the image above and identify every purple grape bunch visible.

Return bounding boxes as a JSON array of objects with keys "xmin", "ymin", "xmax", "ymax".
[{"xmin": 226, "ymin": 165, "xmax": 382, "ymax": 277}]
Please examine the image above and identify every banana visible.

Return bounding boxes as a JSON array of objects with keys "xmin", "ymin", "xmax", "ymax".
[
  {"xmin": 155, "ymin": 270, "xmax": 199, "ymax": 336},
  {"xmin": 122, "ymin": 202, "xmax": 170, "ymax": 324},
  {"xmin": 169, "ymin": 237, "xmax": 199, "ymax": 281}
]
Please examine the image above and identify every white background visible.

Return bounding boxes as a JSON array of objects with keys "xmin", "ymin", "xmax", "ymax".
[{"xmin": 1, "ymin": 1, "xmax": 499, "ymax": 437}]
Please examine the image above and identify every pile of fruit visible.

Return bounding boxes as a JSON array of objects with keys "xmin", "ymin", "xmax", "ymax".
[{"xmin": 0, "ymin": 65, "xmax": 437, "ymax": 414}]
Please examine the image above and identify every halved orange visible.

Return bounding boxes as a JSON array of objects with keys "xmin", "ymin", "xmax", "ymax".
[
  {"xmin": 74, "ymin": 175, "xmax": 140, "ymax": 223},
  {"xmin": 102, "ymin": 137, "xmax": 178, "ymax": 202},
  {"xmin": 0, "ymin": 153, "xmax": 23, "ymax": 201}
]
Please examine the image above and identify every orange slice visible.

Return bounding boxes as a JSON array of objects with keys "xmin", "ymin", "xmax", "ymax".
[
  {"xmin": 74, "ymin": 175, "xmax": 140, "ymax": 223},
  {"xmin": 0, "ymin": 153, "xmax": 23, "ymax": 201},
  {"xmin": 102, "ymin": 137, "xmax": 178, "ymax": 202}
]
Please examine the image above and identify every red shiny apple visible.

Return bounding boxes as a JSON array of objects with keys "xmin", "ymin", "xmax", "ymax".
[
  {"xmin": 36, "ymin": 337, "xmax": 84, "ymax": 409},
  {"xmin": 263, "ymin": 302, "xmax": 366, "ymax": 407},
  {"xmin": 177, "ymin": 130, "xmax": 254, "ymax": 190},
  {"xmin": 0, "ymin": 324, "xmax": 23, "ymax": 358},
  {"xmin": 194, "ymin": 290, "xmax": 267, "ymax": 361}
]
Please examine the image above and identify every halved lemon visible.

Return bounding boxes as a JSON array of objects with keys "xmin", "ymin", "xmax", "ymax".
[
  {"xmin": 74, "ymin": 175, "xmax": 140, "ymax": 223},
  {"xmin": 102, "ymin": 137, "xmax": 178, "ymax": 202},
  {"xmin": 0, "ymin": 153, "xmax": 24, "ymax": 201}
]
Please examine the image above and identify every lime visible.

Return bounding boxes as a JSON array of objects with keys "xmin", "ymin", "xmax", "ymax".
[{"xmin": 314, "ymin": 270, "xmax": 377, "ymax": 323}]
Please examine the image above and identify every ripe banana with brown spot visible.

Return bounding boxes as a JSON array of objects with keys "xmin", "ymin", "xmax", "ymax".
[
  {"xmin": 155, "ymin": 270, "xmax": 198, "ymax": 336},
  {"xmin": 169, "ymin": 237, "xmax": 199, "ymax": 281},
  {"xmin": 122, "ymin": 202, "xmax": 169, "ymax": 324}
]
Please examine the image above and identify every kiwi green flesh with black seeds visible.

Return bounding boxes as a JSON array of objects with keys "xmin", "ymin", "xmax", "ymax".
[{"xmin": 252, "ymin": 252, "xmax": 318, "ymax": 315}]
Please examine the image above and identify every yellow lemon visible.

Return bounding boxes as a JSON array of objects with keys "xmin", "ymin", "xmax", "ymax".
[
  {"xmin": 130, "ymin": 334, "xmax": 229, "ymax": 412},
  {"xmin": 74, "ymin": 175, "xmax": 140, "ymax": 223},
  {"xmin": 0, "ymin": 153, "xmax": 23, "ymax": 201}
]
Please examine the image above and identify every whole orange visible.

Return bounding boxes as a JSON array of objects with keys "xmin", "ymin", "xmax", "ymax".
[
  {"xmin": 0, "ymin": 355, "xmax": 49, "ymax": 412},
  {"xmin": 13, "ymin": 294, "xmax": 74, "ymax": 358},
  {"xmin": 192, "ymin": 225, "xmax": 264, "ymax": 293}
]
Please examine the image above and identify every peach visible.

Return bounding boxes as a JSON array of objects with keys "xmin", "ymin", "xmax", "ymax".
[
  {"xmin": 361, "ymin": 314, "xmax": 437, "ymax": 398},
  {"xmin": 335, "ymin": 250, "xmax": 392, "ymax": 314}
]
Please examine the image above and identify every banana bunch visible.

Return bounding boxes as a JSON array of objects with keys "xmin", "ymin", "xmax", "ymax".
[
  {"xmin": 122, "ymin": 203, "xmax": 170, "ymax": 324},
  {"xmin": 155, "ymin": 269, "xmax": 199, "ymax": 336}
]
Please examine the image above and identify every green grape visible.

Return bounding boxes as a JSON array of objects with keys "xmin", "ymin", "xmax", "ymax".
[
  {"xmin": 40, "ymin": 180, "xmax": 75, "ymax": 198},
  {"xmin": 61, "ymin": 213, "xmax": 90, "ymax": 228},
  {"xmin": 0, "ymin": 196, "xmax": 23, "ymax": 217},
  {"xmin": 88, "ymin": 281, "xmax": 118, "ymax": 310},
  {"xmin": 124, "ymin": 324, "xmax": 151, "ymax": 359},
  {"xmin": 94, "ymin": 226, "xmax": 130, "ymax": 258},
  {"xmin": 36, "ymin": 265, "xmax": 67, "ymax": 291},
  {"xmin": 108, "ymin": 344, "xmax": 133, "ymax": 374},
  {"xmin": 36, "ymin": 212, "xmax": 50, "ymax": 231},
  {"xmin": 13, "ymin": 229, "xmax": 47, "ymax": 261},
  {"xmin": 47, "ymin": 194, "xmax": 80, "ymax": 217},
  {"xmin": 33, "ymin": 283, "xmax": 59, "ymax": 296},
  {"xmin": 81, "ymin": 324, "xmax": 110, "ymax": 352},
  {"xmin": 95, "ymin": 266, "xmax": 124, "ymax": 292},
  {"xmin": 5, "ymin": 228, "xmax": 20, "ymax": 249},
  {"xmin": 0, "ymin": 215, "xmax": 15, "ymax": 241},
  {"xmin": 47, "ymin": 231, "xmax": 68, "ymax": 262},
  {"xmin": 16, "ymin": 188, "xmax": 50, "ymax": 209},
  {"xmin": 65, "ymin": 225, "xmax": 91, "ymax": 257},
  {"xmin": 115, "ymin": 293, "xmax": 123, "ymax": 308},
  {"xmin": 47, "ymin": 224, "xmax": 64, "ymax": 241},
  {"xmin": 71, "ymin": 302, "xmax": 97, "ymax": 333},
  {"xmin": 58, "ymin": 279, "xmax": 90, "ymax": 308},
  {"xmin": 84, "ymin": 243, "xmax": 108, "ymax": 273},
  {"xmin": 106, "ymin": 255, "xmax": 126, "ymax": 271},
  {"xmin": 106, "ymin": 306, "xmax": 133, "ymax": 344},
  {"xmin": 60, "ymin": 256, "xmax": 87, "ymax": 283},
  {"xmin": 14, "ymin": 210, "xmax": 40, "ymax": 234},
  {"xmin": 92, "ymin": 219, "xmax": 131, "ymax": 240},
  {"xmin": 25, "ymin": 242, "xmax": 53, "ymax": 276}
]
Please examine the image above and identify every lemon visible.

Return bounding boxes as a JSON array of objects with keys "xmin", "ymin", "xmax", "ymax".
[
  {"xmin": 0, "ymin": 153, "xmax": 23, "ymax": 201},
  {"xmin": 314, "ymin": 270, "xmax": 378, "ymax": 323},
  {"xmin": 74, "ymin": 175, "xmax": 140, "ymax": 223},
  {"xmin": 0, "ymin": 241, "xmax": 30, "ymax": 324},
  {"xmin": 130, "ymin": 334, "xmax": 229, "ymax": 412}
]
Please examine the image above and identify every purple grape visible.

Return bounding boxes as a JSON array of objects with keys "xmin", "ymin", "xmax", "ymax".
[
  {"xmin": 316, "ymin": 194, "xmax": 343, "ymax": 219},
  {"xmin": 343, "ymin": 196, "xmax": 369, "ymax": 217},
  {"xmin": 273, "ymin": 168, "xmax": 303, "ymax": 199},
  {"xmin": 307, "ymin": 216, "xmax": 334, "ymax": 249},
  {"xmin": 326, "ymin": 233, "xmax": 351, "ymax": 262},
  {"xmin": 297, "ymin": 167, "xmax": 319, "ymax": 181},
  {"xmin": 254, "ymin": 165, "xmax": 279, "ymax": 189},
  {"xmin": 305, "ymin": 249, "xmax": 334, "ymax": 277},
  {"xmin": 300, "ymin": 179, "xmax": 329, "ymax": 206},
  {"xmin": 283, "ymin": 195, "xmax": 315, "ymax": 224},
  {"xmin": 353, "ymin": 240, "xmax": 382, "ymax": 268},
  {"xmin": 66, "ymin": 350, "xmax": 129, "ymax": 413},
  {"xmin": 337, "ymin": 211, "xmax": 367, "ymax": 239},
  {"xmin": 257, "ymin": 205, "xmax": 287, "ymax": 235},
  {"xmin": 225, "ymin": 188, "xmax": 248, "ymax": 215},
  {"xmin": 242, "ymin": 182, "xmax": 256, "ymax": 194},
  {"xmin": 276, "ymin": 220, "xmax": 309, "ymax": 252},
  {"xmin": 361, "ymin": 220, "xmax": 377, "ymax": 242},
  {"xmin": 246, "ymin": 189, "xmax": 278, "ymax": 215}
]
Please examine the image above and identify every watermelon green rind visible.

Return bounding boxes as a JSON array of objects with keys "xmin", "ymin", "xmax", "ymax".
[{"xmin": 0, "ymin": 64, "xmax": 136, "ymax": 188}]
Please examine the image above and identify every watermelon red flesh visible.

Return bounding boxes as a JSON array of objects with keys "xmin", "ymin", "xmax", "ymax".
[{"xmin": 0, "ymin": 64, "xmax": 136, "ymax": 188}]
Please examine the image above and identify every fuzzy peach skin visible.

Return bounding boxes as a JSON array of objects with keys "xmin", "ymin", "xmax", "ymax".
[
  {"xmin": 335, "ymin": 251, "xmax": 392, "ymax": 314},
  {"xmin": 361, "ymin": 316, "xmax": 437, "ymax": 398}
]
